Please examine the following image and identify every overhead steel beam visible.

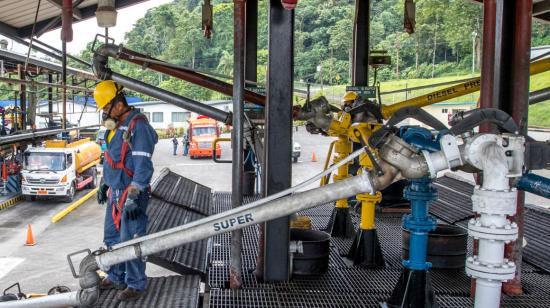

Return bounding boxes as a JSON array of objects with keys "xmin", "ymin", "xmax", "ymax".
[
  {"xmin": 0, "ymin": 21, "xmax": 19, "ymax": 38},
  {"xmin": 534, "ymin": 0, "xmax": 550, "ymax": 16},
  {"xmin": 0, "ymin": 49, "xmax": 96, "ymax": 80},
  {"xmin": 262, "ymin": 0, "xmax": 294, "ymax": 283}
]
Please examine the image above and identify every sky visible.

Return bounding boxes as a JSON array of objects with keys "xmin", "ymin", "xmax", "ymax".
[{"xmin": 3, "ymin": 0, "xmax": 172, "ymax": 56}]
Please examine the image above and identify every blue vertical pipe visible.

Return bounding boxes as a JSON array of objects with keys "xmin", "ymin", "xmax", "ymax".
[{"xmin": 402, "ymin": 178, "xmax": 437, "ymax": 270}]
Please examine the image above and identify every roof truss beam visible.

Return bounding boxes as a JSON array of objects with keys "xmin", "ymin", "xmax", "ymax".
[{"xmin": 534, "ymin": 0, "xmax": 550, "ymax": 16}]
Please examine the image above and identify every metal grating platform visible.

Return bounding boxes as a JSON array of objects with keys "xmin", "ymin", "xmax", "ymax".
[
  {"xmin": 146, "ymin": 197, "xmax": 209, "ymax": 275},
  {"xmin": 429, "ymin": 185, "xmax": 474, "ymax": 224},
  {"xmin": 207, "ymin": 190, "xmax": 550, "ymax": 307},
  {"xmin": 151, "ymin": 168, "xmax": 212, "ymax": 215},
  {"xmin": 523, "ymin": 204, "xmax": 550, "ymax": 273},
  {"xmin": 146, "ymin": 170, "xmax": 213, "ymax": 275},
  {"xmin": 433, "ymin": 175, "xmax": 550, "ymax": 273},
  {"xmin": 94, "ymin": 275, "xmax": 201, "ymax": 308}
]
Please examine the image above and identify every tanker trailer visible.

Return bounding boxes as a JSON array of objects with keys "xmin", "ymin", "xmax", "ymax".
[{"xmin": 21, "ymin": 139, "xmax": 101, "ymax": 202}]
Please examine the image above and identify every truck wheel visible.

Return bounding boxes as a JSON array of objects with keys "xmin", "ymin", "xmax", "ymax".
[
  {"xmin": 64, "ymin": 183, "xmax": 75, "ymax": 203},
  {"xmin": 87, "ymin": 168, "xmax": 98, "ymax": 189},
  {"xmin": 24, "ymin": 195, "xmax": 36, "ymax": 202},
  {"xmin": 293, "ymin": 157, "xmax": 298, "ymax": 163}
]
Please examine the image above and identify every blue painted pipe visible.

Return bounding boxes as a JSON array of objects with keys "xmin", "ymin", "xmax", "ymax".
[
  {"xmin": 402, "ymin": 178, "xmax": 437, "ymax": 270},
  {"xmin": 516, "ymin": 173, "xmax": 550, "ymax": 200}
]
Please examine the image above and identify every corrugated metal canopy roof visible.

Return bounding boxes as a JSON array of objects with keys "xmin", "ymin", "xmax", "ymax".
[{"xmin": 0, "ymin": 0, "xmax": 149, "ymax": 39}]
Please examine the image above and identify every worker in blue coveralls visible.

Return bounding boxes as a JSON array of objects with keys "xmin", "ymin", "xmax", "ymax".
[{"xmin": 94, "ymin": 80, "xmax": 158, "ymax": 301}]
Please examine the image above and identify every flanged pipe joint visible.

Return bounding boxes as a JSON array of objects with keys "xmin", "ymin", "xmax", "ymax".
[{"xmin": 462, "ymin": 133, "xmax": 524, "ymax": 308}]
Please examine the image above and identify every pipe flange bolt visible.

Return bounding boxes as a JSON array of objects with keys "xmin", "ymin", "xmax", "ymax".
[
  {"xmin": 472, "ymin": 188, "xmax": 516, "ymax": 215},
  {"xmin": 466, "ymin": 256, "xmax": 516, "ymax": 281},
  {"xmin": 468, "ymin": 220, "xmax": 518, "ymax": 241}
]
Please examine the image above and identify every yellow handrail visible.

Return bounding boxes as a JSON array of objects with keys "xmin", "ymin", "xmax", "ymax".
[{"xmin": 320, "ymin": 140, "xmax": 337, "ymax": 187}]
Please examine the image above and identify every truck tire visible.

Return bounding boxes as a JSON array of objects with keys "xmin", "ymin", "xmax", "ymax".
[
  {"xmin": 293, "ymin": 157, "xmax": 298, "ymax": 163},
  {"xmin": 87, "ymin": 167, "xmax": 98, "ymax": 189},
  {"xmin": 63, "ymin": 183, "xmax": 75, "ymax": 203}
]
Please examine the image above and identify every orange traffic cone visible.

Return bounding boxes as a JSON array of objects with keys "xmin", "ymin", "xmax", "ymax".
[
  {"xmin": 25, "ymin": 224, "xmax": 36, "ymax": 246},
  {"xmin": 311, "ymin": 151, "xmax": 317, "ymax": 162}
]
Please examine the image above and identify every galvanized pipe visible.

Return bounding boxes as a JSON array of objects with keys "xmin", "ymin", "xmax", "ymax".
[
  {"xmin": 0, "ymin": 291, "xmax": 79, "ymax": 308},
  {"xmin": 95, "ymin": 171, "xmax": 376, "ymax": 271},
  {"xmin": 94, "ymin": 44, "xmax": 266, "ymax": 105},
  {"xmin": 0, "ymin": 76, "xmax": 92, "ymax": 93},
  {"xmin": 108, "ymin": 72, "xmax": 232, "ymax": 124},
  {"xmin": 0, "ymin": 125, "xmax": 100, "ymax": 145},
  {"xmin": 529, "ymin": 87, "xmax": 550, "ymax": 105}
]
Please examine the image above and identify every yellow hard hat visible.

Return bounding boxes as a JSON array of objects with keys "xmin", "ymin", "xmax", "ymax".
[
  {"xmin": 342, "ymin": 91, "xmax": 358, "ymax": 103},
  {"xmin": 94, "ymin": 80, "xmax": 122, "ymax": 111}
]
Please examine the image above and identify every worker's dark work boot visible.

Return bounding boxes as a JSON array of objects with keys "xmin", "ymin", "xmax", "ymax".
[
  {"xmin": 99, "ymin": 278, "xmax": 127, "ymax": 290},
  {"xmin": 117, "ymin": 287, "xmax": 144, "ymax": 301}
]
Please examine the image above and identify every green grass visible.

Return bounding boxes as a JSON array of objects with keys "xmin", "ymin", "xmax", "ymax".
[{"xmin": 322, "ymin": 70, "xmax": 550, "ymax": 127}]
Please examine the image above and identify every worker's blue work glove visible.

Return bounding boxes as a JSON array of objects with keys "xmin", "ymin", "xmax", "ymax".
[
  {"xmin": 97, "ymin": 182, "xmax": 109, "ymax": 205},
  {"xmin": 124, "ymin": 186, "xmax": 141, "ymax": 220}
]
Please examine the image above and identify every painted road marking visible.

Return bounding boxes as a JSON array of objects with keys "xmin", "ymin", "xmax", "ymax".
[{"xmin": 0, "ymin": 257, "xmax": 24, "ymax": 281}]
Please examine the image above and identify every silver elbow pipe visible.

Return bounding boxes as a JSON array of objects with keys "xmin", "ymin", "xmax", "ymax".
[
  {"xmin": 370, "ymin": 160, "xmax": 402, "ymax": 191},
  {"xmin": 378, "ymin": 135, "xmax": 430, "ymax": 179}
]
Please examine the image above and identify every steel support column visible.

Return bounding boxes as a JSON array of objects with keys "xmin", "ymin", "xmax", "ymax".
[
  {"xmin": 262, "ymin": 0, "xmax": 294, "ymax": 282},
  {"xmin": 245, "ymin": 0, "xmax": 258, "ymax": 86},
  {"xmin": 18, "ymin": 65, "xmax": 26, "ymax": 130},
  {"xmin": 244, "ymin": 0, "xmax": 258, "ymax": 197},
  {"xmin": 230, "ymin": 0, "xmax": 246, "ymax": 289},
  {"xmin": 503, "ymin": 0, "xmax": 532, "ymax": 295},
  {"xmin": 62, "ymin": 41, "xmax": 67, "ymax": 130},
  {"xmin": 48, "ymin": 74, "xmax": 54, "ymax": 125},
  {"xmin": 352, "ymin": 0, "xmax": 370, "ymax": 86},
  {"xmin": 478, "ymin": 0, "xmax": 532, "ymax": 295}
]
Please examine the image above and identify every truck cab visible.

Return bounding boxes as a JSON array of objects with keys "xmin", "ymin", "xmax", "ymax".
[
  {"xmin": 188, "ymin": 116, "xmax": 222, "ymax": 159},
  {"xmin": 21, "ymin": 139, "xmax": 100, "ymax": 202}
]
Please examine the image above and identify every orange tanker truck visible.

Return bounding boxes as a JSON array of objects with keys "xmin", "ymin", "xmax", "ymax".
[{"xmin": 188, "ymin": 116, "xmax": 222, "ymax": 159}]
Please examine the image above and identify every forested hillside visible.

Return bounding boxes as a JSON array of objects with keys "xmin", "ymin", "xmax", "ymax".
[{"xmin": 77, "ymin": 0, "xmax": 549, "ymax": 103}]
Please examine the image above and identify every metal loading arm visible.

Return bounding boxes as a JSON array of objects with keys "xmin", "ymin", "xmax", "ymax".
[{"xmin": 94, "ymin": 43, "xmax": 266, "ymax": 106}]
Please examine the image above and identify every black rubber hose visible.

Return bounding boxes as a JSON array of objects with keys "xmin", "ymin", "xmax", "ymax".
[
  {"xmin": 449, "ymin": 108, "xmax": 518, "ymax": 135},
  {"xmin": 368, "ymin": 106, "xmax": 446, "ymax": 148},
  {"xmin": 386, "ymin": 106, "xmax": 447, "ymax": 131}
]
